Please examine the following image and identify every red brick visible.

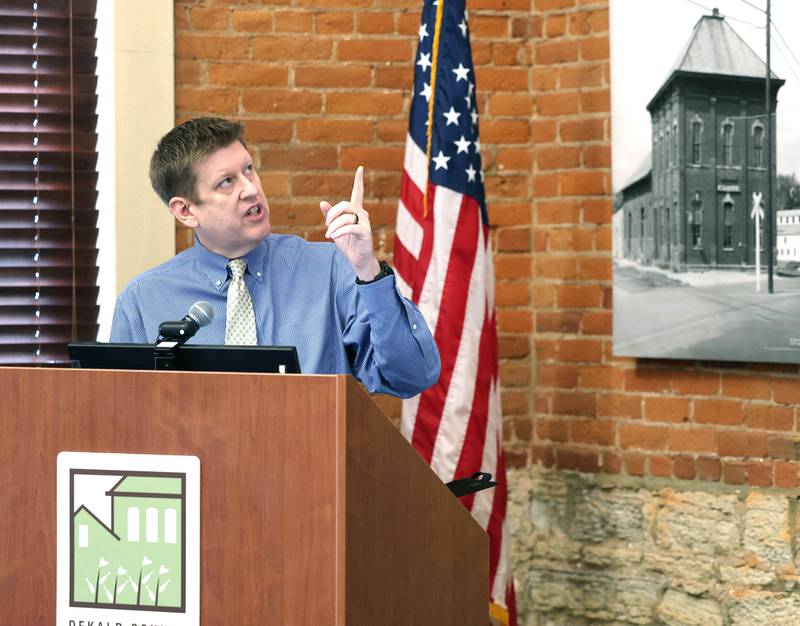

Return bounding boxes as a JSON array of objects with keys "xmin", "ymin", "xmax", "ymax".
[
  {"xmin": 340, "ymin": 146, "xmax": 403, "ymax": 170},
  {"xmin": 580, "ymin": 365, "xmax": 623, "ymax": 390},
  {"xmin": 175, "ymin": 35, "xmax": 249, "ymax": 60},
  {"xmin": 481, "ymin": 120, "xmax": 531, "ymax": 144},
  {"xmin": 538, "ymin": 364, "xmax": 580, "ymax": 389},
  {"xmin": 374, "ymin": 66, "xmax": 411, "ymax": 89},
  {"xmin": 317, "ymin": 12, "xmax": 355, "ymax": 33},
  {"xmin": 650, "ymin": 455, "xmax": 672, "ymax": 477},
  {"xmin": 623, "ymin": 452, "xmax": 645, "ymax": 476},
  {"xmin": 581, "ymin": 310, "xmax": 612, "ymax": 335},
  {"xmin": 597, "ymin": 394, "xmax": 641, "ymax": 419},
  {"xmin": 619, "ymin": 424, "xmax": 669, "ymax": 451},
  {"xmin": 560, "ymin": 171, "xmax": 607, "ymax": 196},
  {"xmin": 296, "ymin": 119, "xmax": 373, "ymax": 143},
  {"xmin": 537, "ymin": 91, "xmax": 579, "ymax": 116},
  {"xmin": 531, "ymin": 445, "xmax": 556, "ymax": 468},
  {"xmin": 570, "ymin": 418, "xmax": 614, "ymax": 445},
  {"xmin": 536, "ymin": 40, "xmax": 579, "ymax": 64},
  {"xmin": 645, "ymin": 397, "xmax": 690, "ymax": 423},
  {"xmin": 578, "ymin": 257, "xmax": 610, "ymax": 281},
  {"xmin": 327, "ymin": 92, "xmax": 404, "ymax": 115},
  {"xmin": 560, "ymin": 117, "xmax": 605, "ymax": 142},
  {"xmin": 242, "ymin": 89, "xmax": 323, "ymax": 114},
  {"xmin": 774, "ymin": 462, "xmax": 800, "ymax": 488},
  {"xmin": 583, "ymin": 145, "xmax": 611, "ymax": 168},
  {"xmin": 716, "ymin": 431, "xmax": 768, "ymax": 458},
  {"xmin": 557, "ymin": 284, "xmax": 603, "ymax": 308},
  {"xmin": 476, "ymin": 68, "xmax": 529, "ymax": 91},
  {"xmin": 672, "ymin": 371, "xmax": 720, "ymax": 395},
  {"xmin": 537, "ymin": 146, "xmax": 581, "ymax": 170},
  {"xmin": 500, "ymin": 362, "xmax": 531, "ymax": 388},
  {"xmin": 472, "ymin": 14, "xmax": 510, "ymax": 37},
  {"xmin": 208, "ymin": 63, "xmax": 289, "ymax": 87},
  {"xmin": 555, "ymin": 448, "xmax": 600, "ymax": 473},
  {"xmin": 722, "ymin": 374, "xmax": 772, "ymax": 400},
  {"xmin": 602, "ymin": 452, "xmax": 622, "ymax": 474},
  {"xmin": 495, "ymin": 282, "xmax": 530, "ymax": 307},
  {"xmin": 274, "ymin": 10, "xmax": 312, "ymax": 32},
  {"xmin": 673, "ymin": 456, "xmax": 696, "ymax": 480},
  {"xmin": 553, "ymin": 391, "xmax": 597, "ymax": 417},
  {"xmin": 697, "ymin": 457, "xmax": 722, "ymax": 482},
  {"xmin": 252, "ymin": 36, "xmax": 332, "ymax": 61},
  {"xmin": 767, "ymin": 435, "xmax": 800, "ymax": 461},
  {"xmin": 295, "ymin": 65, "xmax": 371, "ymax": 87},
  {"xmin": 559, "ymin": 338, "xmax": 603, "ymax": 362},
  {"xmin": 489, "ymin": 93, "xmax": 534, "ymax": 117},
  {"xmin": 496, "ymin": 255, "xmax": 533, "ymax": 279},
  {"xmin": 356, "ymin": 12, "xmax": 392, "ymax": 34},
  {"xmin": 243, "ymin": 120, "xmax": 294, "ymax": 144},
  {"xmin": 545, "ymin": 14, "xmax": 566, "ymax": 38},
  {"xmin": 261, "ymin": 146, "xmax": 338, "ymax": 170},
  {"xmin": 337, "ymin": 39, "xmax": 412, "ymax": 62},
  {"xmin": 537, "ymin": 418, "xmax": 568, "ymax": 442},
  {"xmin": 747, "ymin": 462, "xmax": 773, "ymax": 487},
  {"xmin": 668, "ymin": 428, "xmax": 716, "ymax": 454},
  {"xmin": 774, "ymin": 379, "xmax": 800, "ymax": 404},
  {"xmin": 624, "ymin": 369, "xmax": 671, "ymax": 393},
  {"xmin": 233, "ymin": 10, "xmax": 273, "ymax": 32},
  {"xmin": 175, "ymin": 87, "xmax": 238, "ymax": 114},
  {"xmin": 743, "ymin": 405, "xmax": 794, "ymax": 431},
  {"xmin": 723, "ymin": 461, "xmax": 747, "ymax": 485},
  {"xmin": 497, "ymin": 228, "xmax": 532, "ymax": 252},
  {"xmin": 498, "ymin": 310, "xmax": 533, "ymax": 333},
  {"xmin": 569, "ymin": 9, "xmax": 609, "ymax": 35},
  {"xmin": 580, "ymin": 89, "xmax": 610, "ymax": 113},
  {"xmin": 581, "ymin": 35, "xmax": 609, "ymax": 61},
  {"xmin": 694, "ymin": 399, "xmax": 743, "ymax": 426},
  {"xmin": 535, "ymin": 256, "xmax": 578, "ymax": 280},
  {"xmin": 191, "ymin": 7, "xmax": 231, "ymax": 31}
]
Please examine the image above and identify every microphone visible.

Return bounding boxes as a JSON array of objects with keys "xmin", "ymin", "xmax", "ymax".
[{"xmin": 158, "ymin": 301, "xmax": 215, "ymax": 341}]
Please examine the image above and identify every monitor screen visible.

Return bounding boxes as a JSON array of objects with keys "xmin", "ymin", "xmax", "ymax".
[{"xmin": 68, "ymin": 342, "xmax": 301, "ymax": 374}]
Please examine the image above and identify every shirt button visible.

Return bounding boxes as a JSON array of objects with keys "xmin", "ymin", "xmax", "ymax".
[
  {"xmin": 412, "ymin": 324, "xmax": 417, "ymax": 330},
  {"xmin": 215, "ymin": 280, "xmax": 221, "ymax": 286},
  {"xmin": 256, "ymin": 272, "xmax": 262, "ymax": 278}
]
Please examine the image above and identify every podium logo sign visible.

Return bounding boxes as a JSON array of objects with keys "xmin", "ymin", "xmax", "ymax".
[{"xmin": 57, "ymin": 452, "xmax": 200, "ymax": 626}]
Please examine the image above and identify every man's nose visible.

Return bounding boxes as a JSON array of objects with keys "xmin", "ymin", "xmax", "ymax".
[{"xmin": 240, "ymin": 174, "xmax": 258, "ymax": 198}]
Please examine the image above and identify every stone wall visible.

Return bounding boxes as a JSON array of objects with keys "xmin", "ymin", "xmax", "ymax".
[{"xmin": 509, "ymin": 465, "xmax": 800, "ymax": 625}]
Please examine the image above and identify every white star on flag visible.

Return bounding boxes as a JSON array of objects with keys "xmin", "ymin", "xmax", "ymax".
[
  {"xmin": 458, "ymin": 18, "xmax": 468, "ymax": 36},
  {"xmin": 417, "ymin": 52, "xmax": 432, "ymax": 72},
  {"xmin": 468, "ymin": 81, "xmax": 474, "ymax": 97},
  {"xmin": 432, "ymin": 151, "xmax": 450, "ymax": 170},
  {"xmin": 443, "ymin": 106, "xmax": 461, "ymax": 125},
  {"xmin": 465, "ymin": 164, "xmax": 477, "ymax": 181},
  {"xmin": 470, "ymin": 109, "xmax": 478, "ymax": 126},
  {"xmin": 419, "ymin": 82, "xmax": 432, "ymax": 102},
  {"xmin": 474, "ymin": 138, "xmax": 481, "ymax": 153},
  {"xmin": 452, "ymin": 63, "xmax": 470, "ymax": 82},
  {"xmin": 454, "ymin": 135, "xmax": 471, "ymax": 154},
  {"xmin": 465, "ymin": 95, "xmax": 471, "ymax": 109},
  {"xmin": 419, "ymin": 23, "xmax": 429, "ymax": 41}
]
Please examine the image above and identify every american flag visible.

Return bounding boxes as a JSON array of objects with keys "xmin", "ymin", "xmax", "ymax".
[{"xmin": 393, "ymin": 0, "xmax": 517, "ymax": 624}]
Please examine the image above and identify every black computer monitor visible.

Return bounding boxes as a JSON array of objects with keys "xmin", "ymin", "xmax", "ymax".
[{"xmin": 68, "ymin": 342, "xmax": 301, "ymax": 374}]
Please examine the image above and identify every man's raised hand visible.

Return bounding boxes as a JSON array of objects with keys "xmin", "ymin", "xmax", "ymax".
[{"xmin": 320, "ymin": 166, "xmax": 381, "ymax": 282}]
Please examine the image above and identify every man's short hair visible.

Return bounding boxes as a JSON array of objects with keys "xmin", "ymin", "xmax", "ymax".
[{"xmin": 149, "ymin": 117, "xmax": 246, "ymax": 205}]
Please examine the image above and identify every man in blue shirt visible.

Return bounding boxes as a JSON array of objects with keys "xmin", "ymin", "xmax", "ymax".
[{"xmin": 110, "ymin": 117, "xmax": 440, "ymax": 398}]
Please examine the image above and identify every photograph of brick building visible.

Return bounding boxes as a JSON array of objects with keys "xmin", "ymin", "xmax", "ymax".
[
  {"xmin": 615, "ymin": 8, "xmax": 783, "ymax": 271},
  {"xmin": 611, "ymin": 3, "xmax": 800, "ymax": 364}
]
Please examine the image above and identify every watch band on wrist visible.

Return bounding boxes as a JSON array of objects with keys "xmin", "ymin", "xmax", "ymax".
[{"xmin": 355, "ymin": 260, "xmax": 394, "ymax": 285}]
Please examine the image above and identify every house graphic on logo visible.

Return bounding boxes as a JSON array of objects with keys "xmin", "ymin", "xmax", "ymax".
[{"xmin": 71, "ymin": 471, "xmax": 186, "ymax": 612}]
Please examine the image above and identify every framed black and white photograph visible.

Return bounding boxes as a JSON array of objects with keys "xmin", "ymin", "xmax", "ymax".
[{"xmin": 611, "ymin": 0, "xmax": 800, "ymax": 363}]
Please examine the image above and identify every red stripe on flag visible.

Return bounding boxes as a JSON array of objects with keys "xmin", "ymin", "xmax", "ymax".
[
  {"xmin": 486, "ymin": 443, "xmax": 508, "ymax": 588},
  {"xmin": 400, "ymin": 170, "xmax": 425, "ymax": 223},
  {"xmin": 393, "ymin": 238, "xmax": 417, "ymax": 288},
  {"xmin": 411, "ymin": 193, "xmax": 479, "ymax": 463},
  {"xmin": 452, "ymin": 304, "xmax": 495, "ymax": 510}
]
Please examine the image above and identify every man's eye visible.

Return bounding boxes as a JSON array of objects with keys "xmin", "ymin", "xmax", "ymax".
[
  {"xmin": 219, "ymin": 176, "xmax": 233, "ymax": 188},
  {"xmin": 245, "ymin": 164, "xmax": 254, "ymax": 174}
]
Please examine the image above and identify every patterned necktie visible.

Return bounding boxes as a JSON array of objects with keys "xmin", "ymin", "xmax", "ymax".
[{"xmin": 225, "ymin": 258, "xmax": 257, "ymax": 345}]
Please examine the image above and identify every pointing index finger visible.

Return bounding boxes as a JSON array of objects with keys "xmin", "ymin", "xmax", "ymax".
[{"xmin": 350, "ymin": 166, "xmax": 364, "ymax": 210}]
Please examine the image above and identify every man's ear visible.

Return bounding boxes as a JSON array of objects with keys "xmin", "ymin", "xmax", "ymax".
[{"xmin": 168, "ymin": 196, "xmax": 199, "ymax": 229}]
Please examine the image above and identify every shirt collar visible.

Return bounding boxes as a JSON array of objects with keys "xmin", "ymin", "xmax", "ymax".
[{"xmin": 192, "ymin": 237, "xmax": 269, "ymax": 292}]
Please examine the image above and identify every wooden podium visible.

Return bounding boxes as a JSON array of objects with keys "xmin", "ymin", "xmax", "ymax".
[{"xmin": 0, "ymin": 367, "xmax": 488, "ymax": 625}]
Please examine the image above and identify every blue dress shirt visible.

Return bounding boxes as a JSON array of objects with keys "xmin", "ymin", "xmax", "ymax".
[{"xmin": 110, "ymin": 234, "xmax": 441, "ymax": 398}]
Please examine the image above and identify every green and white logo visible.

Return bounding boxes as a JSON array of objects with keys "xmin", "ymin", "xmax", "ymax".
[{"xmin": 57, "ymin": 453, "xmax": 200, "ymax": 626}]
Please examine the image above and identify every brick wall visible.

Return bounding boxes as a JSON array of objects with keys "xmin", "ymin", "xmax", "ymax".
[{"xmin": 174, "ymin": 0, "xmax": 800, "ymax": 483}]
